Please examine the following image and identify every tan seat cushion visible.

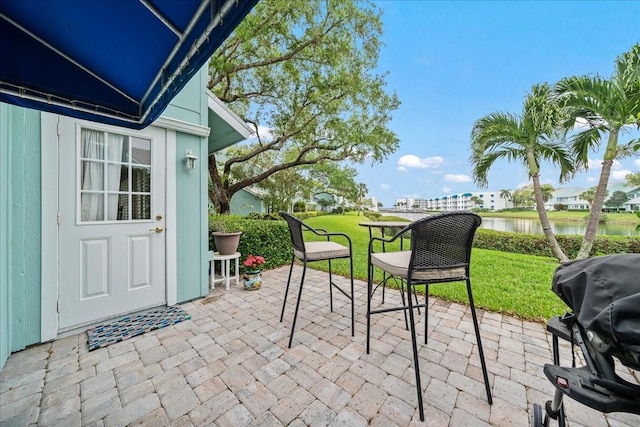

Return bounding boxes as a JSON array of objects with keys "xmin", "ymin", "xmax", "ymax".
[
  {"xmin": 370, "ymin": 251, "xmax": 466, "ymax": 281},
  {"xmin": 295, "ymin": 241, "xmax": 351, "ymax": 261}
]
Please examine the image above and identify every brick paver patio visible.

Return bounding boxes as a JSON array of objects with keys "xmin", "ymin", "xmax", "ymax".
[{"xmin": 1, "ymin": 266, "xmax": 639, "ymax": 426}]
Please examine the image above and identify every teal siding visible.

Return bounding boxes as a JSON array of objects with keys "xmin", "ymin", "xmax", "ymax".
[
  {"xmin": 0, "ymin": 68, "xmax": 212, "ymax": 371},
  {"xmin": 230, "ymin": 190, "xmax": 265, "ymax": 216},
  {"xmin": 175, "ymin": 132, "xmax": 209, "ymax": 303},
  {"xmin": 0, "ymin": 104, "xmax": 42, "ymax": 370},
  {"xmin": 161, "ymin": 67, "xmax": 208, "ymax": 127},
  {"xmin": 172, "ymin": 68, "xmax": 209, "ymax": 303},
  {"xmin": 0, "ymin": 104, "xmax": 10, "ymax": 370}
]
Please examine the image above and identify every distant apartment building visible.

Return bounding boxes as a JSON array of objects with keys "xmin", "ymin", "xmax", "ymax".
[
  {"xmin": 545, "ymin": 184, "xmax": 640, "ymax": 211},
  {"xmin": 544, "ymin": 187, "xmax": 589, "ymax": 210},
  {"xmin": 361, "ymin": 196, "xmax": 380, "ymax": 211},
  {"xmin": 394, "ymin": 198, "xmax": 416, "ymax": 210},
  {"xmin": 394, "ymin": 191, "xmax": 511, "ymax": 211},
  {"xmin": 425, "ymin": 191, "xmax": 511, "ymax": 211}
]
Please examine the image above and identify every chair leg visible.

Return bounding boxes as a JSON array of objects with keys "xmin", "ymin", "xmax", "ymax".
[
  {"xmin": 406, "ymin": 280, "xmax": 425, "ymax": 421},
  {"xmin": 398, "ymin": 280, "xmax": 410, "ymax": 330},
  {"xmin": 366, "ymin": 259, "xmax": 373, "ymax": 354},
  {"xmin": 280, "ymin": 256, "xmax": 296, "ymax": 322},
  {"xmin": 349, "ymin": 255, "xmax": 355, "ymax": 337},
  {"xmin": 288, "ymin": 260, "xmax": 308, "ymax": 348},
  {"xmin": 381, "ymin": 271, "xmax": 386, "ymax": 304},
  {"xmin": 466, "ymin": 278, "xmax": 492, "ymax": 405},
  {"xmin": 424, "ymin": 286, "xmax": 429, "ymax": 344},
  {"xmin": 328, "ymin": 259, "xmax": 334, "ymax": 312}
]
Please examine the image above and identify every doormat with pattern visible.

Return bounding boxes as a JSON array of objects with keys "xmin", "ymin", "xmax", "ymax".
[{"xmin": 87, "ymin": 306, "xmax": 191, "ymax": 351}]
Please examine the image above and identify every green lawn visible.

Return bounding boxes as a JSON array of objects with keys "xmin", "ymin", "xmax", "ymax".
[{"xmin": 301, "ymin": 213, "xmax": 566, "ymax": 322}]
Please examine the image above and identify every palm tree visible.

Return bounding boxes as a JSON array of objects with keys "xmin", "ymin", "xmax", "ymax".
[
  {"xmin": 470, "ymin": 195, "xmax": 484, "ymax": 208},
  {"xmin": 499, "ymin": 188, "xmax": 512, "ymax": 205},
  {"xmin": 356, "ymin": 182, "xmax": 368, "ymax": 216},
  {"xmin": 470, "ymin": 83, "xmax": 575, "ymax": 262},
  {"xmin": 540, "ymin": 184, "xmax": 555, "ymax": 203},
  {"xmin": 579, "ymin": 187, "xmax": 598, "ymax": 209},
  {"xmin": 555, "ymin": 43, "xmax": 640, "ymax": 259},
  {"xmin": 513, "ymin": 186, "xmax": 536, "ymax": 209}
]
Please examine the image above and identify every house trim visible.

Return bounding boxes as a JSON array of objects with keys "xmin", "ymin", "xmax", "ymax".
[
  {"xmin": 40, "ymin": 116, "xmax": 190, "ymax": 340},
  {"xmin": 41, "ymin": 113, "xmax": 58, "ymax": 341},
  {"xmin": 166, "ymin": 129, "xmax": 178, "ymax": 306},
  {"xmin": 155, "ymin": 116, "xmax": 210, "ymax": 138}
]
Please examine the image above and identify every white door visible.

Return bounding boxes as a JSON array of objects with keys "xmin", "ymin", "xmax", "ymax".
[{"xmin": 58, "ymin": 117, "xmax": 166, "ymax": 330}]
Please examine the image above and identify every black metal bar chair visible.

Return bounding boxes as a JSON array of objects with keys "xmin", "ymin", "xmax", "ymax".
[
  {"xmin": 366, "ymin": 211, "xmax": 492, "ymax": 421},
  {"xmin": 279, "ymin": 212, "xmax": 355, "ymax": 348}
]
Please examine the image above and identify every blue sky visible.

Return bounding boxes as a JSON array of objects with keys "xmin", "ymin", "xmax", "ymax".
[{"xmin": 356, "ymin": 0, "xmax": 640, "ymax": 208}]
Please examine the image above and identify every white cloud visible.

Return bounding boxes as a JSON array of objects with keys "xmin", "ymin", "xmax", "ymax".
[
  {"xmin": 611, "ymin": 169, "xmax": 631, "ymax": 181},
  {"xmin": 256, "ymin": 124, "xmax": 272, "ymax": 140},
  {"xmin": 380, "ymin": 183, "xmax": 391, "ymax": 190},
  {"xmin": 588, "ymin": 158, "xmax": 623, "ymax": 170},
  {"xmin": 397, "ymin": 166, "xmax": 408, "ymax": 173},
  {"xmin": 444, "ymin": 174, "xmax": 472, "ymax": 183},
  {"xmin": 441, "ymin": 186, "xmax": 452, "ymax": 193},
  {"xmin": 587, "ymin": 158, "xmax": 603, "ymax": 169},
  {"xmin": 635, "ymin": 159, "xmax": 640, "ymax": 168},
  {"xmin": 586, "ymin": 176, "xmax": 597, "ymax": 183},
  {"xmin": 397, "ymin": 154, "xmax": 444, "ymax": 169}
]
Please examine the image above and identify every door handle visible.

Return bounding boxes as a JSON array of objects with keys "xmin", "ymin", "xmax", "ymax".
[{"xmin": 150, "ymin": 227, "xmax": 164, "ymax": 233}]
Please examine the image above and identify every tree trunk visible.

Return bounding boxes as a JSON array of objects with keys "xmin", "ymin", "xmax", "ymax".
[
  {"xmin": 576, "ymin": 130, "xmax": 619, "ymax": 260},
  {"xmin": 576, "ymin": 159, "xmax": 613, "ymax": 259},
  {"xmin": 532, "ymin": 174, "xmax": 569, "ymax": 263},
  {"xmin": 208, "ymin": 154, "xmax": 231, "ymax": 214}
]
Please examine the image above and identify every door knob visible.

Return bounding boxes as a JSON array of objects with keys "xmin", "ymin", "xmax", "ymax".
[{"xmin": 150, "ymin": 227, "xmax": 164, "ymax": 233}]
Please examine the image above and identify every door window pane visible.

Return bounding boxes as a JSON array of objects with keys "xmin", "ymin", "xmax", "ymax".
[
  {"xmin": 79, "ymin": 128, "xmax": 151, "ymax": 222},
  {"xmin": 131, "ymin": 195, "xmax": 151, "ymax": 220},
  {"xmin": 81, "ymin": 193, "xmax": 104, "ymax": 221},
  {"xmin": 130, "ymin": 137, "xmax": 151, "ymax": 165}
]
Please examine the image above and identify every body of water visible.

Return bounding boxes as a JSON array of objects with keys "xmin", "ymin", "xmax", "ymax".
[{"xmin": 383, "ymin": 212, "xmax": 638, "ymax": 236}]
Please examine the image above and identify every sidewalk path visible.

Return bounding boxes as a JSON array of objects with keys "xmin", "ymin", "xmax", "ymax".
[{"xmin": 1, "ymin": 266, "xmax": 639, "ymax": 426}]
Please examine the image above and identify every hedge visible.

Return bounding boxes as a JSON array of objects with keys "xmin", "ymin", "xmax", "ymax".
[
  {"xmin": 210, "ymin": 215, "xmax": 640, "ymax": 271},
  {"xmin": 209, "ymin": 215, "xmax": 291, "ymax": 270},
  {"xmin": 473, "ymin": 229, "xmax": 640, "ymax": 258}
]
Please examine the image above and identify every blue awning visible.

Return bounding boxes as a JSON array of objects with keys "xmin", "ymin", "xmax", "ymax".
[{"xmin": 0, "ymin": 0, "xmax": 258, "ymax": 129}]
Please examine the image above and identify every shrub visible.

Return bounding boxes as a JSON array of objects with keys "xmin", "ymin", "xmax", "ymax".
[
  {"xmin": 209, "ymin": 215, "xmax": 291, "ymax": 269},
  {"xmin": 293, "ymin": 201, "xmax": 306, "ymax": 212},
  {"xmin": 473, "ymin": 229, "xmax": 640, "ymax": 258}
]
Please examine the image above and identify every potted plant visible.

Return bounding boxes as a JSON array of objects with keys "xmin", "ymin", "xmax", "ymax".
[
  {"xmin": 210, "ymin": 219, "xmax": 242, "ymax": 255},
  {"xmin": 242, "ymin": 254, "xmax": 265, "ymax": 291}
]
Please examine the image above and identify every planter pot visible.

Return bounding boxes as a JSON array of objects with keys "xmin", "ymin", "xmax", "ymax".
[
  {"xmin": 243, "ymin": 270, "xmax": 262, "ymax": 291},
  {"xmin": 212, "ymin": 232, "xmax": 242, "ymax": 255}
]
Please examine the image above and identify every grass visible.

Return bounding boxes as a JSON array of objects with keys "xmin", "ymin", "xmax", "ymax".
[{"xmin": 300, "ymin": 213, "xmax": 566, "ymax": 322}]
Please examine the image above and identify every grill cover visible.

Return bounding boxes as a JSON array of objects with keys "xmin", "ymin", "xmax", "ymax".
[{"xmin": 552, "ymin": 254, "xmax": 640, "ymax": 356}]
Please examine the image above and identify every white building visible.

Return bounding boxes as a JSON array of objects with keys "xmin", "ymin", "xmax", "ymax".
[
  {"xmin": 544, "ymin": 184, "xmax": 640, "ymax": 211},
  {"xmin": 545, "ymin": 187, "xmax": 589, "ymax": 210},
  {"xmin": 394, "ymin": 198, "xmax": 416, "ymax": 210},
  {"xmin": 423, "ymin": 191, "xmax": 512, "ymax": 211},
  {"xmin": 361, "ymin": 196, "xmax": 380, "ymax": 211}
]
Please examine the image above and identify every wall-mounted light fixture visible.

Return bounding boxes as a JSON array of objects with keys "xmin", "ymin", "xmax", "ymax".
[{"xmin": 184, "ymin": 149, "xmax": 198, "ymax": 170}]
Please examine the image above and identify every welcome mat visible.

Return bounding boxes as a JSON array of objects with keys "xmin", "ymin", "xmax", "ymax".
[{"xmin": 87, "ymin": 306, "xmax": 191, "ymax": 351}]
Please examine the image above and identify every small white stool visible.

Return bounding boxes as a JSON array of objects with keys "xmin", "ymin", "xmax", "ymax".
[{"xmin": 209, "ymin": 251, "xmax": 240, "ymax": 290}]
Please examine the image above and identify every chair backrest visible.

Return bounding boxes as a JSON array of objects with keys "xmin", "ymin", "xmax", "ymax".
[
  {"xmin": 279, "ymin": 212, "xmax": 306, "ymax": 253},
  {"xmin": 409, "ymin": 211, "xmax": 481, "ymax": 272}
]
